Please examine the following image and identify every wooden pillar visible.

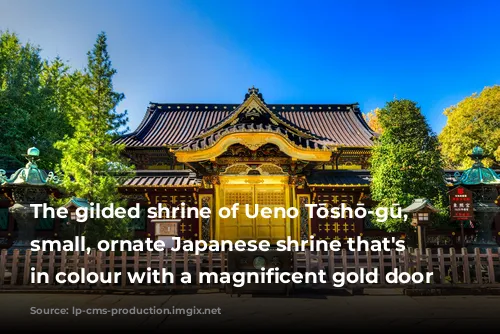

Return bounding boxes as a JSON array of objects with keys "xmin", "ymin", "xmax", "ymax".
[{"xmin": 417, "ymin": 225, "xmax": 426, "ymax": 250}]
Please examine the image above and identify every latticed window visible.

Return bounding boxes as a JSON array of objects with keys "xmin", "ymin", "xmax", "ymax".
[{"xmin": 417, "ymin": 213, "xmax": 429, "ymax": 221}]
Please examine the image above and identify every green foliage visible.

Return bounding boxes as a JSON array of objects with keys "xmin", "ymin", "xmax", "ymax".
[
  {"xmin": 54, "ymin": 32, "xmax": 134, "ymax": 246},
  {"xmin": 0, "ymin": 31, "xmax": 76, "ymax": 169},
  {"xmin": 369, "ymin": 99, "xmax": 449, "ymax": 233},
  {"xmin": 439, "ymin": 85, "xmax": 500, "ymax": 169}
]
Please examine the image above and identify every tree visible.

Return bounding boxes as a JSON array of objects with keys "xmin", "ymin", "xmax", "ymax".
[
  {"xmin": 37, "ymin": 57, "xmax": 79, "ymax": 163},
  {"xmin": 0, "ymin": 31, "xmax": 76, "ymax": 170},
  {"xmin": 369, "ymin": 99, "xmax": 448, "ymax": 234},
  {"xmin": 363, "ymin": 108, "xmax": 383, "ymax": 134},
  {"xmin": 439, "ymin": 85, "xmax": 500, "ymax": 169},
  {"xmin": 54, "ymin": 32, "xmax": 133, "ymax": 245}
]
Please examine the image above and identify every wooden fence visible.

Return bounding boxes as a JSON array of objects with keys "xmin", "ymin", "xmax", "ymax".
[{"xmin": 0, "ymin": 247, "xmax": 499, "ymax": 290}]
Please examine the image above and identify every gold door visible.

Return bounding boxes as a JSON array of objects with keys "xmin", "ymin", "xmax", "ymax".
[
  {"xmin": 221, "ymin": 186, "xmax": 254, "ymax": 241},
  {"xmin": 218, "ymin": 176, "xmax": 291, "ymax": 244},
  {"xmin": 255, "ymin": 185, "xmax": 287, "ymax": 243}
]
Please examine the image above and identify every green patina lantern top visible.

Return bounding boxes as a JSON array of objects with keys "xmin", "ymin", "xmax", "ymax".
[
  {"xmin": 0, "ymin": 147, "xmax": 60, "ymax": 186},
  {"xmin": 454, "ymin": 146, "xmax": 500, "ymax": 186},
  {"xmin": 471, "ymin": 146, "xmax": 483, "ymax": 156},
  {"xmin": 27, "ymin": 147, "xmax": 40, "ymax": 157}
]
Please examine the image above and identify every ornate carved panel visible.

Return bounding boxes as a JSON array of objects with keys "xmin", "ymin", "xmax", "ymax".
[
  {"xmin": 217, "ymin": 143, "xmax": 291, "ymax": 163},
  {"xmin": 258, "ymin": 164, "xmax": 286, "ymax": 175},
  {"xmin": 222, "ymin": 164, "xmax": 252, "ymax": 175},
  {"xmin": 221, "ymin": 163, "xmax": 287, "ymax": 176},
  {"xmin": 199, "ymin": 194, "xmax": 213, "ymax": 241},
  {"xmin": 12, "ymin": 187, "xmax": 49, "ymax": 204},
  {"xmin": 298, "ymin": 195, "xmax": 310, "ymax": 241}
]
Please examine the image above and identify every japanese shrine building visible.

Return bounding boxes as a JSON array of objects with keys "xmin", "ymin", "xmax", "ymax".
[{"xmin": 114, "ymin": 87, "xmax": 378, "ymax": 243}]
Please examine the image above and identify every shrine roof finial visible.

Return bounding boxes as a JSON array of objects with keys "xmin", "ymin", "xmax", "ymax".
[
  {"xmin": 248, "ymin": 86, "xmax": 259, "ymax": 94},
  {"xmin": 244, "ymin": 86, "xmax": 264, "ymax": 102}
]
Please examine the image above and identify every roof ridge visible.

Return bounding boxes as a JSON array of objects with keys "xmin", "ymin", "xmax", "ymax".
[{"xmin": 148, "ymin": 102, "xmax": 358, "ymax": 107}]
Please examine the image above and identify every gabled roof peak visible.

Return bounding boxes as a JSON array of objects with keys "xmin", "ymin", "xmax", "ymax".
[
  {"xmin": 190, "ymin": 87, "xmax": 324, "ymax": 142},
  {"xmin": 244, "ymin": 86, "xmax": 265, "ymax": 103}
]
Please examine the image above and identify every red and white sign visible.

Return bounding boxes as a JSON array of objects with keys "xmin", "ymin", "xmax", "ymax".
[{"xmin": 448, "ymin": 186, "xmax": 474, "ymax": 220}]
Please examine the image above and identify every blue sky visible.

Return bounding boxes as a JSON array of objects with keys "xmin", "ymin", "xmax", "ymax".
[{"xmin": 1, "ymin": 0, "xmax": 499, "ymax": 134}]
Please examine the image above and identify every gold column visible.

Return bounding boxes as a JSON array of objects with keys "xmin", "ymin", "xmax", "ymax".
[
  {"xmin": 214, "ymin": 182, "xmax": 221, "ymax": 241},
  {"xmin": 289, "ymin": 181, "xmax": 297, "ymax": 241},
  {"xmin": 284, "ymin": 183, "xmax": 292, "ymax": 239}
]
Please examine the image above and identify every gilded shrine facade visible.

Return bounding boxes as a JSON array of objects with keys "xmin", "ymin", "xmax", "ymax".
[{"xmin": 115, "ymin": 87, "xmax": 378, "ymax": 244}]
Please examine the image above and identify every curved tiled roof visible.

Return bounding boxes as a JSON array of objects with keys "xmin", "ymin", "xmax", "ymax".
[
  {"xmin": 176, "ymin": 123, "xmax": 330, "ymax": 151},
  {"xmin": 280, "ymin": 108, "xmax": 375, "ymax": 147},
  {"xmin": 115, "ymin": 93, "xmax": 376, "ymax": 149},
  {"xmin": 119, "ymin": 170, "xmax": 201, "ymax": 187},
  {"xmin": 116, "ymin": 104, "xmax": 235, "ymax": 147}
]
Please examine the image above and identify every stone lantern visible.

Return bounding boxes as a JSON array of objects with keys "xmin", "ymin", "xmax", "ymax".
[
  {"xmin": 402, "ymin": 199, "xmax": 439, "ymax": 250},
  {"xmin": 453, "ymin": 146, "xmax": 500, "ymax": 252},
  {"xmin": 0, "ymin": 147, "xmax": 60, "ymax": 252}
]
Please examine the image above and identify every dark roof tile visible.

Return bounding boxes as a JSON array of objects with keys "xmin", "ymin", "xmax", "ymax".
[
  {"xmin": 306, "ymin": 170, "xmax": 372, "ymax": 186},
  {"xmin": 119, "ymin": 170, "xmax": 201, "ymax": 187},
  {"xmin": 115, "ymin": 100, "xmax": 376, "ymax": 148}
]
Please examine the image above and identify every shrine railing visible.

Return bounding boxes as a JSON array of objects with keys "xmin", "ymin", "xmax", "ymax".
[{"xmin": 0, "ymin": 247, "xmax": 499, "ymax": 290}]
